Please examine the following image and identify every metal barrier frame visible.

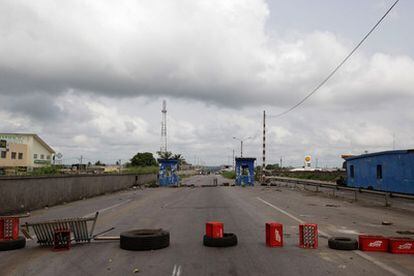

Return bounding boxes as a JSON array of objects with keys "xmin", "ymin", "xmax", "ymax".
[
  {"xmin": 264, "ymin": 176, "xmax": 414, "ymax": 206},
  {"xmin": 21, "ymin": 212, "xmax": 99, "ymax": 246}
]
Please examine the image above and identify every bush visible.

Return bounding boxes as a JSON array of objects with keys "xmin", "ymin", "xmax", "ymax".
[
  {"xmin": 221, "ymin": 171, "xmax": 236, "ymax": 179},
  {"xmin": 122, "ymin": 166, "xmax": 158, "ymax": 175},
  {"xmin": 30, "ymin": 166, "xmax": 61, "ymax": 176}
]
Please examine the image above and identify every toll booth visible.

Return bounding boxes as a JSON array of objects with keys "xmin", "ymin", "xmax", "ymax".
[
  {"xmin": 158, "ymin": 159, "xmax": 180, "ymax": 186},
  {"xmin": 235, "ymin": 157, "xmax": 256, "ymax": 186}
]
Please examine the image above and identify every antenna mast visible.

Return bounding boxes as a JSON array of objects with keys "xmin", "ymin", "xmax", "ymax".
[{"xmin": 160, "ymin": 100, "xmax": 167, "ymax": 153}]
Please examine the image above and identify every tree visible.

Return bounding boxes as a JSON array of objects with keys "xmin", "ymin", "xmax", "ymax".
[
  {"xmin": 95, "ymin": 160, "xmax": 105, "ymax": 166},
  {"xmin": 130, "ymin": 152, "xmax": 157, "ymax": 167},
  {"xmin": 157, "ymin": 151, "xmax": 173, "ymax": 160},
  {"xmin": 265, "ymin": 164, "xmax": 280, "ymax": 170},
  {"xmin": 172, "ymin": 154, "xmax": 185, "ymax": 170}
]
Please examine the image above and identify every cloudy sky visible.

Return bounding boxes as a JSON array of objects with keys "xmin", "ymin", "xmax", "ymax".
[{"xmin": 1, "ymin": 0, "xmax": 413, "ymax": 167}]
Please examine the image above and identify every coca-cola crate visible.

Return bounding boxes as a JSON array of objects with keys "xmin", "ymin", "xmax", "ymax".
[
  {"xmin": 205, "ymin": 222, "xmax": 224, "ymax": 239},
  {"xmin": 266, "ymin": 222, "xmax": 283, "ymax": 247},
  {"xmin": 299, "ymin": 223, "xmax": 318, "ymax": 249},
  {"xmin": 359, "ymin": 235, "xmax": 389, "ymax": 252},
  {"xmin": 53, "ymin": 229, "xmax": 71, "ymax": 251},
  {"xmin": 389, "ymin": 237, "xmax": 414, "ymax": 254},
  {"xmin": 0, "ymin": 217, "xmax": 20, "ymax": 240}
]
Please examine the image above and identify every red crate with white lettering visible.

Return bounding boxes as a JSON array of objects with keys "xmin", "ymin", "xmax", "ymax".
[
  {"xmin": 389, "ymin": 237, "xmax": 414, "ymax": 254},
  {"xmin": 0, "ymin": 217, "xmax": 20, "ymax": 240},
  {"xmin": 206, "ymin": 222, "xmax": 223, "ymax": 239},
  {"xmin": 359, "ymin": 235, "xmax": 389, "ymax": 252},
  {"xmin": 299, "ymin": 223, "xmax": 318, "ymax": 249},
  {"xmin": 266, "ymin": 222, "xmax": 283, "ymax": 247}
]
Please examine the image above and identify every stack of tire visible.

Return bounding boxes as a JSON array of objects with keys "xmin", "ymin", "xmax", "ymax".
[{"xmin": 120, "ymin": 229, "xmax": 170, "ymax": 251}]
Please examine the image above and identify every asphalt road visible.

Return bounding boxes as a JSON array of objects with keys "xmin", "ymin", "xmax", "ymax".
[{"xmin": 1, "ymin": 175, "xmax": 413, "ymax": 276}]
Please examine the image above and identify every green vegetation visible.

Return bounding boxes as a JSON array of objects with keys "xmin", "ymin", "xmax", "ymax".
[
  {"xmin": 130, "ymin": 152, "xmax": 157, "ymax": 167},
  {"xmin": 221, "ymin": 170, "xmax": 236, "ymax": 179},
  {"xmin": 122, "ymin": 166, "xmax": 159, "ymax": 175},
  {"xmin": 156, "ymin": 151, "xmax": 188, "ymax": 170},
  {"xmin": 30, "ymin": 166, "xmax": 61, "ymax": 176},
  {"xmin": 276, "ymin": 171, "xmax": 345, "ymax": 182},
  {"xmin": 265, "ymin": 164, "xmax": 280, "ymax": 170},
  {"xmin": 94, "ymin": 160, "xmax": 105, "ymax": 166}
]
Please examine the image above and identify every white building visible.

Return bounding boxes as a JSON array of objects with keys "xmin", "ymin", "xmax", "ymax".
[{"xmin": 0, "ymin": 133, "xmax": 55, "ymax": 172}]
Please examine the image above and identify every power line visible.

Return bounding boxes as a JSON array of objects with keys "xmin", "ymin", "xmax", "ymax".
[{"xmin": 272, "ymin": 0, "xmax": 400, "ymax": 119}]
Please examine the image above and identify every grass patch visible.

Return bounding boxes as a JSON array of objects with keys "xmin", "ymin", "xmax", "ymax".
[
  {"xmin": 122, "ymin": 166, "xmax": 159, "ymax": 175},
  {"xmin": 221, "ymin": 171, "xmax": 236, "ymax": 179}
]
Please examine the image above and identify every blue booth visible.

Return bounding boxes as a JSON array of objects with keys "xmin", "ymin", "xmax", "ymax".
[
  {"xmin": 235, "ymin": 157, "xmax": 256, "ymax": 186},
  {"xmin": 158, "ymin": 159, "xmax": 180, "ymax": 186}
]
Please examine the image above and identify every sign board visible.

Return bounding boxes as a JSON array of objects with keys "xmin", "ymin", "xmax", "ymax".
[
  {"xmin": 34, "ymin": 160, "xmax": 51, "ymax": 165},
  {"xmin": 56, "ymin": 152, "xmax": 63, "ymax": 159}
]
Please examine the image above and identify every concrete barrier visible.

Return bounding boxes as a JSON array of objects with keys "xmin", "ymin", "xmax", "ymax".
[{"xmin": 0, "ymin": 173, "xmax": 156, "ymax": 215}]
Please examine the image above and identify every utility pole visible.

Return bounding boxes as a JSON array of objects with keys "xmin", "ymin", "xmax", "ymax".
[
  {"xmin": 80, "ymin": 155, "xmax": 83, "ymax": 173},
  {"xmin": 280, "ymin": 156, "xmax": 283, "ymax": 169},
  {"xmin": 262, "ymin": 110, "xmax": 266, "ymax": 173},
  {"xmin": 240, "ymin": 140, "xmax": 243, "ymax": 158},
  {"xmin": 232, "ymin": 149, "xmax": 235, "ymax": 169}
]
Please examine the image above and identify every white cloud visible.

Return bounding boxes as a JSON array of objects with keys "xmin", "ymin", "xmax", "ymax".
[{"xmin": 0, "ymin": 0, "xmax": 413, "ymax": 166}]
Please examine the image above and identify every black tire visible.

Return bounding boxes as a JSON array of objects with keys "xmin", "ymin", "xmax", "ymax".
[
  {"xmin": 203, "ymin": 233, "xmax": 238, "ymax": 247},
  {"xmin": 120, "ymin": 229, "xmax": 170, "ymax": 251},
  {"xmin": 328, "ymin": 237, "xmax": 358, "ymax": 250},
  {"xmin": 0, "ymin": 236, "xmax": 26, "ymax": 251}
]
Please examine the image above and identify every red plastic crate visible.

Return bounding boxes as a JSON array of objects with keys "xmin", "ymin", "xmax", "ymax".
[
  {"xmin": 389, "ymin": 237, "xmax": 414, "ymax": 254},
  {"xmin": 53, "ymin": 229, "xmax": 71, "ymax": 251},
  {"xmin": 299, "ymin": 223, "xmax": 318, "ymax": 249},
  {"xmin": 266, "ymin": 222, "xmax": 283, "ymax": 247},
  {"xmin": 205, "ymin": 222, "xmax": 223, "ymax": 239},
  {"xmin": 359, "ymin": 235, "xmax": 389, "ymax": 252},
  {"xmin": 0, "ymin": 217, "xmax": 20, "ymax": 240}
]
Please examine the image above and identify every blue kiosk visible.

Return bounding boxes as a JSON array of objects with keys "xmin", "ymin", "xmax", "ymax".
[
  {"xmin": 158, "ymin": 158, "xmax": 180, "ymax": 186},
  {"xmin": 235, "ymin": 157, "xmax": 256, "ymax": 186}
]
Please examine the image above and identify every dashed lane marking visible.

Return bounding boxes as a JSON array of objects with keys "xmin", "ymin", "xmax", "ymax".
[
  {"xmin": 256, "ymin": 197, "xmax": 407, "ymax": 276},
  {"xmin": 172, "ymin": 264, "xmax": 182, "ymax": 276}
]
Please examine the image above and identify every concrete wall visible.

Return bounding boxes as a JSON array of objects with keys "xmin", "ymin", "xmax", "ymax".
[{"xmin": 0, "ymin": 173, "xmax": 156, "ymax": 215}]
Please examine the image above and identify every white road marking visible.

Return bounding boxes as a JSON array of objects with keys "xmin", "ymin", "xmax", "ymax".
[
  {"xmin": 83, "ymin": 199, "xmax": 131, "ymax": 218},
  {"xmin": 172, "ymin": 264, "xmax": 182, "ymax": 276},
  {"xmin": 354, "ymin": 251, "xmax": 406, "ymax": 276},
  {"xmin": 256, "ymin": 197, "xmax": 407, "ymax": 276}
]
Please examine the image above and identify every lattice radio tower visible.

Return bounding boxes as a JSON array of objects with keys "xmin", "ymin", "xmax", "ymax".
[{"xmin": 160, "ymin": 100, "xmax": 168, "ymax": 153}]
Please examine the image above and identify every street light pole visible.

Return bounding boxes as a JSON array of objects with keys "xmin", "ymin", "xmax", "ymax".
[
  {"xmin": 233, "ymin": 136, "xmax": 252, "ymax": 158},
  {"xmin": 240, "ymin": 140, "xmax": 243, "ymax": 158}
]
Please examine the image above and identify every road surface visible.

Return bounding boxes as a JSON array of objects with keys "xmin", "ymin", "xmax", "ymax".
[{"xmin": 1, "ymin": 175, "xmax": 413, "ymax": 275}]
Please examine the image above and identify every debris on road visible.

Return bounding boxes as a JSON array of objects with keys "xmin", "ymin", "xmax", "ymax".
[
  {"xmin": 133, "ymin": 268, "xmax": 140, "ymax": 273},
  {"xmin": 396, "ymin": 230, "xmax": 414, "ymax": 235},
  {"xmin": 381, "ymin": 221, "xmax": 393, "ymax": 225},
  {"xmin": 325, "ymin": 204, "xmax": 340, "ymax": 207}
]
